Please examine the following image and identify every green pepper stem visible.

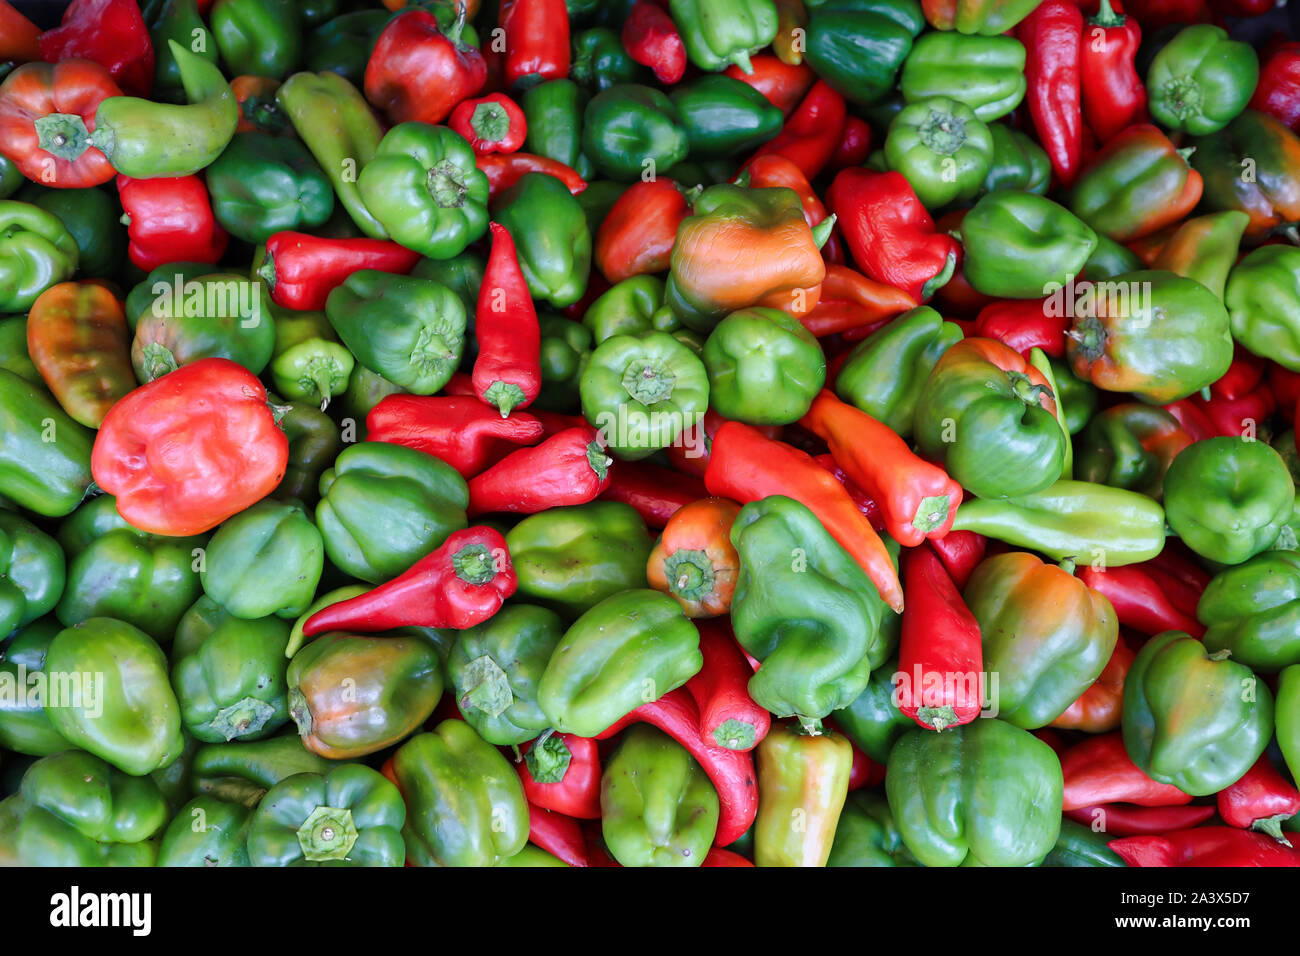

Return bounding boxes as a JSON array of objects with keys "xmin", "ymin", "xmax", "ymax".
[{"xmin": 1091, "ymin": 0, "xmax": 1125, "ymax": 27}]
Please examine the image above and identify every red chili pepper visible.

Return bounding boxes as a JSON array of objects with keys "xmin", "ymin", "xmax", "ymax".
[
  {"xmin": 519, "ymin": 732, "xmax": 602, "ymax": 820},
  {"xmin": 1064, "ymin": 802, "xmax": 1217, "ymax": 836},
  {"xmin": 724, "ymin": 55, "xmax": 815, "ymax": 116},
  {"xmin": 622, "ymin": 0, "xmax": 686, "ymax": 85},
  {"xmin": 1080, "ymin": 0, "xmax": 1147, "ymax": 144},
  {"xmin": 1077, "ymin": 564, "xmax": 1205, "ymax": 638},
  {"xmin": 258, "ymin": 231, "xmax": 421, "ymax": 310},
  {"xmin": 827, "ymin": 168, "xmax": 959, "ymax": 305},
  {"xmin": 895, "ymin": 545, "xmax": 984, "ymax": 732},
  {"xmin": 686, "ymin": 620, "xmax": 772, "ymax": 754},
  {"xmin": 597, "ymin": 458, "xmax": 706, "ymax": 529},
  {"xmin": 472, "ymin": 222, "xmax": 542, "ymax": 416},
  {"xmin": 0, "ymin": 0, "xmax": 41, "ymax": 63},
  {"xmin": 928, "ymin": 531, "xmax": 988, "ymax": 592},
  {"xmin": 500, "ymin": 0, "xmax": 570, "ymax": 87},
  {"xmin": 594, "ymin": 687, "xmax": 758, "ymax": 846},
  {"xmin": 468, "ymin": 426, "xmax": 611, "ymax": 515},
  {"xmin": 1216, "ymin": 755, "xmax": 1300, "ymax": 843},
  {"xmin": 476, "ymin": 152, "xmax": 587, "ymax": 200},
  {"xmin": 812, "ymin": 453, "xmax": 887, "ymax": 533},
  {"xmin": 39, "ymin": 0, "xmax": 154, "ymax": 97},
  {"xmin": 1018, "ymin": 0, "xmax": 1084, "ymax": 187},
  {"xmin": 364, "ymin": 8, "xmax": 487, "ymax": 126},
  {"xmin": 116, "ymin": 174, "xmax": 228, "ymax": 270},
  {"xmin": 594, "ymin": 177, "xmax": 690, "ymax": 284},
  {"xmin": 971, "ymin": 298, "xmax": 1068, "ymax": 358},
  {"xmin": 527, "ymin": 804, "xmax": 590, "ymax": 866},
  {"xmin": 1061, "ymin": 732, "xmax": 1195, "ymax": 810},
  {"xmin": 1110, "ymin": 827, "xmax": 1300, "ymax": 867},
  {"xmin": 449, "ymin": 92, "xmax": 526, "ymax": 154},
  {"xmin": 747, "ymin": 79, "xmax": 846, "ymax": 181},
  {"xmin": 825, "ymin": 116, "xmax": 872, "ymax": 175},
  {"xmin": 301, "ymin": 526, "xmax": 517, "ymax": 636},
  {"xmin": 1251, "ymin": 42, "xmax": 1300, "ymax": 134},
  {"xmin": 366, "ymin": 395, "xmax": 545, "ymax": 480},
  {"xmin": 702, "ymin": 847, "xmax": 754, "ymax": 866}
]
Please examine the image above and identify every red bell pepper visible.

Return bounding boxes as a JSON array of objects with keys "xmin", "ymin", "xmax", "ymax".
[
  {"xmin": 597, "ymin": 458, "xmax": 706, "ymax": 529},
  {"xmin": 1064, "ymin": 802, "xmax": 1217, "ymax": 836},
  {"xmin": 594, "ymin": 687, "xmax": 758, "ymax": 847},
  {"xmin": 622, "ymin": 0, "xmax": 686, "ymax": 85},
  {"xmin": 258, "ymin": 231, "xmax": 421, "ymax": 311},
  {"xmin": 594, "ymin": 177, "xmax": 690, "ymax": 284},
  {"xmin": 895, "ymin": 545, "xmax": 984, "ymax": 733},
  {"xmin": 685, "ymin": 620, "xmax": 771, "ymax": 754},
  {"xmin": 38, "ymin": 0, "xmax": 153, "ymax": 97},
  {"xmin": 702, "ymin": 847, "xmax": 754, "ymax": 867},
  {"xmin": 91, "ymin": 358, "xmax": 288, "ymax": 536},
  {"xmin": 301, "ymin": 526, "xmax": 517, "ymax": 636},
  {"xmin": 928, "ymin": 531, "xmax": 987, "ymax": 592},
  {"xmin": 527, "ymin": 805, "xmax": 589, "ymax": 866},
  {"xmin": 827, "ymin": 168, "xmax": 959, "ymax": 305},
  {"xmin": 449, "ymin": 92, "xmax": 526, "ymax": 154},
  {"xmin": 0, "ymin": 1, "xmax": 41, "ymax": 63},
  {"xmin": 813, "ymin": 453, "xmax": 887, "ymax": 533},
  {"xmin": 472, "ymin": 222, "xmax": 542, "ymax": 416},
  {"xmin": 364, "ymin": 8, "xmax": 487, "ymax": 126},
  {"xmin": 499, "ymin": 0, "xmax": 570, "ymax": 86},
  {"xmin": 117, "ymin": 174, "xmax": 228, "ymax": 270},
  {"xmin": 1018, "ymin": 0, "xmax": 1085, "ymax": 187},
  {"xmin": 1110, "ymin": 827, "xmax": 1300, "ymax": 866},
  {"xmin": 1080, "ymin": 0, "xmax": 1147, "ymax": 144},
  {"xmin": 1077, "ymin": 564, "xmax": 1205, "ymax": 638},
  {"xmin": 476, "ymin": 152, "xmax": 587, "ymax": 199},
  {"xmin": 971, "ymin": 298, "xmax": 1068, "ymax": 358},
  {"xmin": 724, "ymin": 55, "xmax": 814, "ymax": 117},
  {"xmin": 1061, "ymin": 732, "xmax": 1195, "ymax": 810},
  {"xmin": 1251, "ymin": 42, "xmax": 1300, "ymax": 135},
  {"xmin": 467, "ymin": 426, "xmax": 611, "ymax": 515},
  {"xmin": 519, "ymin": 732, "xmax": 602, "ymax": 820},
  {"xmin": 1216, "ymin": 755, "xmax": 1300, "ymax": 843},
  {"xmin": 366, "ymin": 395, "xmax": 544, "ymax": 479},
  {"xmin": 747, "ymin": 79, "xmax": 846, "ymax": 181}
]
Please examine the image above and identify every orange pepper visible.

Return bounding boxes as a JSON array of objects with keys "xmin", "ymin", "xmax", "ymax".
[
  {"xmin": 0, "ymin": 1, "xmax": 41, "ymax": 63},
  {"xmin": 595, "ymin": 177, "xmax": 691, "ymax": 284},
  {"xmin": 799, "ymin": 265, "xmax": 916, "ymax": 338},
  {"xmin": 646, "ymin": 498, "xmax": 742, "ymax": 618},
  {"xmin": 1050, "ymin": 637, "xmax": 1135, "ymax": 733}
]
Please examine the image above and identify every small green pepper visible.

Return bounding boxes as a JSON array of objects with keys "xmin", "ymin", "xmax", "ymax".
[
  {"xmin": 200, "ymin": 499, "xmax": 324, "ymax": 620},
  {"xmin": 1199, "ymin": 551, "xmax": 1300, "ymax": 673},
  {"xmin": 885, "ymin": 96, "xmax": 994, "ymax": 208},
  {"xmin": 157, "ymin": 795, "xmax": 252, "ymax": 867},
  {"xmin": 669, "ymin": 74, "xmax": 783, "ymax": 158},
  {"xmin": 703, "ymin": 307, "xmax": 825, "ymax": 426},
  {"xmin": 206, "ymin": 132, "xmax": 333, "ymax": 243},
  {"xmin": 582, "ymin": 84, "xmax": 690, "ymax": 182},
  {"xmin": 900, "ymin": 31, "xmax": 1026, "ymax": 121},
  {"xmin": 1147, "ymin": 24, "xmax": 1258, "ymax": 135},
  {"xmin": 492, "ymin": 172, "xmax": 592, "ymax": 308},
  {"xmin": 0, "ymin": 200, "xmax": 79, "ymax": 312}
]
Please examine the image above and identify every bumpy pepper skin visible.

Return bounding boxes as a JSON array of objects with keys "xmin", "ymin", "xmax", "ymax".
[
  {"xmin": 0, "ymin": 750, "xmax": 169, "ymax": 866},
  {"xmin": 288, "ymin": 632, "xmax": 443, "ymax": 759},
  {"xmin": 886, "ymin": 718, "xmax": 1063, "ymax": 866},
  {"xmin": 388, "ymin": 720, "xmax": 529, "ymax": 867},
  {"xmin": 900, "ymin": 32, "xmax": 1025, "ymax": 122},
  {"xmin": 45, "ymin": 617, "xmax": 186, "ymax": 776},
  {"xmin": 886, "ymin": 96, "xmax": 993, "ymax": 209},
  {"xmin": 247, "ymin": 764, "xmax": 406, "ymax": 866},
  {"xmin": 1199, "ymin": 552, "xmax": 1300, "ymax": 673},
  {"xmin": 157, "ymin": 795, "xmax": 252, "ymax": 867},
  {"xmin": 447, "ymin": 604, "xmax": 564, "ymax": 746},
  {"xmin": 0, "ymin": 514, "xmax": 64, "ymax": 640},
  {"xmin": 1226, "ymin": 245, "xmax": 1300, "ymax": 371},
  {"xmin": 965, "ymin": 552, "xmax": 1118, "ymax": 729},
  {"xmin": 205, "ymin": 131, "xmax": 333, "ymax": 243},
  {"xmin": 669, "ymin": 0, "xmax": 779, "ymax": 75},
  {"xmin": 539, "ymin": 589, "xmax": 702, "ymax": 738},
  {"xmin": 1146, "ymin": 25, "xmax": 1257, "ymax": 136},
  {"xmin": 172, "ymin": 596, "xmax": 291, "ymax": 744},
  {"xmin": 505, "ymin": 501, "xmax": 655, "ymax": 618},
  {"xmin": 492, "ymin": 172, "xmax": 592, "ymax": 308},
  {"xmin": 315, "ymin": 441, "xmax": 468, "ymax": 584},
  {"xmin": 201, "ymin": 499, "xmax": 324, "ymax": 620},
  {"xmin": 960, "ymin": 191, "xmax": 1097, "ymax": 299},
  {"xmin": 1122, "ymin": 630, "xmax": 1274, "ymax": 797},
  {"xmin": 602, "ymin": 723, "xmax": 719, "ymax": 867},
  {"xmin": 1163, "ymin": 437, "xmax": 1295, "ymax": 565},
  {"xmin": 730, "ymin": 496, "xmax": 888, "ymax": 722},
  {"xmin": 755, "ymin": 722, "xmax": 852, "ymax": 867}
]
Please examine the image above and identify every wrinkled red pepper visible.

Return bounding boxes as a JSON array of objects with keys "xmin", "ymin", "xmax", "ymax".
[
  {"xmin": 117, "ymin": 174, "xmax": 228, "ymax": 270},
  {"xmin": 365, "ymin": 395, "xmax": 545, "ymax": 480},
  {"xmin": 1018, "ymin": 0, "xmax": 1084, "ymax": 187},
  {"xmin": 500, "ymin": 0, "xmax": 570, "ymax": 86},
  {"xmin": 1064, "ymin": 802, "xmax": 1217, "ymax": 836},
  {"xmin": 449, "ymin": 92, "xmax": 526, "ymax": 154},
  {"xmin": 1111, "ymin": 828, "xmax": 1300, "ymax": 867},
  {"xmin": 813, "ymin": 453, "xmax": 886, "ymax": 533},
  {"xmin": 747, "ymin": 79, "xmax": 846, "ymax": 182},
  {"xmin": 1216, "ymin": 755, "xmax": 1300, "ymax": 843},
  {"xmin": 971, "ymin": 298, "xmax": 1068, "ymax": 359},
  {"xmin": 472, "ymin": 222, "xmax": 542, "ymax": 416},
  {"xmin": 622, "ymin": 0, "xmax": 686, "ymax": 85},
  {"xmin": 527, "ymin": 804, "xmax": 590, "ymax": 866},
  {"xmin": 467, "ymin": 426, "xmax": 611, "ymax": 515},
  {"xmin": 39, "ymin": 0, "xmax": 153, "ymax": 97},
  {"xmin": 364, "ymin": 8, "xmax": 487, "ymax": 126},
  {"xmin": 259, "ymin": 232, "xmax": 421, "ymax": 310}
]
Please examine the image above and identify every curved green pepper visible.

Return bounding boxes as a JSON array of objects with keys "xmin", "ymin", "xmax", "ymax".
[
  {"xmin": 900, "ymin": 32, "xmax": 1026, "ymax": 121},
  {"xmin": 1198, "ymin": 550, "xmax": 1300, "ymax": 672},
  {"xmin": 572, "ymin": 26, "xmax": 644, "ymax": 90},
  {"xmin": 804, "ymin": 0, "xmax": 919, "ymax": 105},
  {"xmin": 206, "ymin": 132, "xmax": 333, "ymax": 243},
  {"xmin": 191, "ymin": 730, "xmax": 338, "ymax": 806},
  {"xmin": 827, "ymin": 790, "xmax": 918, "ymax": 867},
  {"xmin": 201, "ymin": 499, "xmax": 324, "ymax": 620},
  {"xmin": 211, "ymin": 0, "xmax": 303, "ymax": 80},
  {"xmin": 669, "ymin": 74, "xmax": 783, "ymax": 159},
  {"xmin": 0, "ymin": 200, "xmax": 78, "ymax": 312},
  {"xmin": 0, "ymin": 368, "xmax": 94, "ymax": 517},
  {"xmin": 886, "ymin": 96, "xmax": 994, "ymax": 209},
  {"xmin": 1226, "ymin": 245, "xmax": 1300, "ymax": 371},
  {"xmin": 1147, "ymin": 24, "xmax": 1258, "ymax": 135},
  {"xmin": 0, "ymin": 619, "xmax": 68, "ymax": 756},
  {"xmin": 703, "ymin": 307, "xmax": 825, "ymax": 426},
  {"xmin": 582, "ymin": 84, "xmax": 689, "ymax": 182},
  {"xmin": 981, "ymin": 122, "xmax": 1051, "ymax": 195},
  {"xmin": 16, "ymin": 183, "xmax": 125, "ymax": 279},
  {"xmin": 521, "ymin": 78, "xmax": 593, "ymax": 180},
  {"xmin": 960, "ymin": 190, "xmax": 1098, "ymax": 298},
  {"xmin": 151, "ymin": 0, "xmax": 219, "ymax": 103},
  {"xmin": 157, "ymin": 795, "xmax": 252, "ymax": 866},
  {"xmin": 492, "ymin": 171, "xmax": 592, "ymax": 307},
  {"xmin": 0, "ymin": 513, "xmax": 64, "ymax": 639}
]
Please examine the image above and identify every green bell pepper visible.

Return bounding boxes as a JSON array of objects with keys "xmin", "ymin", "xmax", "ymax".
[
  {"xmin": 16, "ymin": 184, "xmax": 124, "ymax": 279},
  {"xmin": 832, "ymin": 656, "xmax": 912, "ymax": 763},
  {"xmin": 1042, "ymin": 818, "xmax": 1126, "ymax": 867},
  {"xmin": 200, "ymin": 499, "xmax": 324, "ymax": 620},
  {"xmin": 1164, "ymin": 437, "xmax": 1295, "ymax": 565},
  {"xmin": 1147, "ymin": 24, "xmax": 1258, "ymax": 135},
  {"xmin": 315, "ymin": 441, "xmax": 468, "ymax": 584},
  {"xmin": 0, "ymin": 315, "xmax": 42, "ymax": 386},
  {"xmin": 601, "ymin": 723, "xmax": 719, "ymax": 867},
  {"xmin": 411, "ymin": 250, "xmax": 485, "ymax": 362},
  {"xmin": 506, "ymin": 501, "xmax": 655, "ymax": 619},
  {"xmin": 804, "ymin": 0, "xmax": 921, "ymax": 105},
  {"xmin": 982, "ymin": 122, "xmax": 1051, "ymax": 195},
  {"xmin": 211, "ymin": 0, "xmax": 302, "ymax": 79},
  {"xmin": 191, "ymin": 730, "xmax": 337, "ymax": 806},
  {"xmin": 0, "ymin": 750, "xmax": 168, "ymax": 866},
  {"xmin": 536, "ymin": 314, "xmax": 592, "ymax": 413},
  {"xmin": 0, "ymin": 513, "xmax": 63, "ymax": 639},
  {"xmin": 124, "ymin": 261, "xmax": 214, "ymax": 330},
  {"xmin": 446, "ymin": 604, "xmax": 564, "ymax": 746},
  {"xmin": 572, "ymin": 26, "xmax": 644, "ymax": 90},
  {"xmin": 886, "ymin": 96, "xmax": 994, "ymax": 209},
  {"xmin": 960, "ymin": 190, "xmax": 1098, "ymax": 298},
  {"xmin": 521, "ymin": 79, "xmax": 593, "ymax": 180},
  {"xmin": 268, "ymin": 307, "xmax": 354, "ymax": 410},
  {"xmin": 0, "ymin": 368, "xmax": 94, "ymax": 517},
  {"xmin": 1081, "ymin": 234, "xmax": 1143, "ymax": 282},
  {"xmin": 887, "ymin": 718, "xmax": 1063, "ymax": 866},
  {"xmin": 0, "ymin": 200, "xmax": 78, "ymax": 312},
  {"xmin": 1122, "ymin": 629, "xmax": 1274, "ymax": 796},
  {"xmin": 357, "ymin": 123, "xmax": 490, "ymax": 260},
  {"xmin": 157, "ymin": 794, "xmax": 252, "ymax": 867},
  {"xmin": 1075, "ymin": 403, "xmax": 1191, "ymax": 500},
  {"xmin": 206, "ymin": 132, "xmax": 333, "ymax": 244},
  {"xmin": 0, "ymin": 619, "xmax": 68, "ymax": 756},
  {"xmin": 1279, "ymin": 665, "xmax": 1300, "ymax": 786},
  {"xmin": 827, "ymin": 791, "xmax": 918, "ymax": 867},
  {"xmin": 1198, "ymin": 551, "xmax": 1300, "ymax": 673},
  {"xmin": 730, "ymin": 495, "xmax": 889, "ymax": 723},
  {"xmin": 538, "ymin": 589, "xmax": 702, "ymax": 738},
  {"xmin": 900, "ymin": 31, "xmax": 1026, "ymax": 121},
  {"xmin": 492, "ymin": 172, "xmax": 592, "ymax": 308},
  {"xmin": 1226, "ymin": 245, "xmax": 1300, "ymax": 371},
  {"xmin": 268, "ymin": 395, "xmax": 340, "ymax": 506},
  {"xmin": 669, "ymin": 75, "xmax": 783, "ymax": 159},
  {"xmin": 388, "ymin": 720, "xmax": 529, "ymax": 867},
  {"xmin": 582, "ymin": 84, "xmax": 690, "ymax": 182},
  {"xmin": 582, "ymin": 275, "xmax": 680, "ymax": 344},
  {"xmin": 325, "ymin": 270, "xmax": 466, "ymax": 395},
  {"xmin": 339, "ymin": 364, "xmax": 406, "ymax": 424},
  {"xmin": 247, "ymin": 763, "xmax": 406, "ymax": 866},
  {"xmin": 702, "ymin": 307, "xmax": 824, "ymax": 427},
  {"xmin": 305, "ymin": 9, "xmax": 389, "ymax": 85},
  {"xmin": 669, "ymin": 0, "xmax": 779, "ymax": 74},
  {"xmin": 45, "ymin": 617, "xmax": 185, "ymax": 776},
  {"xmin": 0, "ymin": 152, "xmax": 23, "ymax": 199},
  {"xmin": 172, "ymin": 596, "xmax": 291, "ymax": 743}
]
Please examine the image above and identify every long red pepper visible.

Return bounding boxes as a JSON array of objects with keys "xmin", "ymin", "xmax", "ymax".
[
  {"xmin": 476, "ymin": 152, "xmax": 587, "ymax": 199},
  {"xmin": 594, "ymin": 177, "xmax": 691, "ymax": 284},
  {"xmin": 301, "ymin": 526, "xmax": 516, "ymax": 636},
  {"xmin": 685, "ymin": 621, "xmax": 772, "ymax": 753},
  {"xmin": 895, "ymin": 545, "xmax": 984, "ymax": 732},
  {"xmin": 0, "ymin": 0, "xmax": 41, "ymax": 63},
  {"xmin": 258, "ymin": 232, "xmax": 420, "ymax": 310},
  {"xmin": 1061, "ymin": 732, "xmax": 1194, "ymax": 810},
  {"xmin": 1077, "ymin": 565, "xmax": 1205, "ymax": 638},
  {"xmin": 472, "ymin": 222, "xmax": 542, "ymax": 417},
  {"xmin": 500, "ymin": 0, "xmax": 570, "ymax": 86},
  {"xmin": 519, "ymin": 732, "xmax": 602, "ymax": 820},
  {"xmin": 928, "ymin": 531, "xmax": 987, "ymax": 592},
  {"xmin": 467, "ymin": 426, "xmax": 611, "ymax": 515},
  {"xmin": 527, "ymin": 805, "xmax": 590, "ymax": 867},
  {"xmin": 116, "ymin": 175, "xmax": 228, "ymax": 270},
  {"xmin": 747, "ymin": 79, "xmax": 846, "ymax": 181},
  {"xmin": 1080, "ymin": 0, "xmax": 1147, "ymax": 144},
  {"xmin": 1216, "ymin": 755, "xmax": 1300, "ymax": 843},
  {"xmin": 1110, "ymin": 828, "xmax": 1300, "ymax": 867},
  {"xmin": 595, "ymin": 688, "xmax": 758, "ymax": 846},
  {"xmin": 1018, "ymin": 0, "xmax": 1085, "ymax": 187},
  {"xmin": 365, "ymin": 395, "xmax": 545, "ymax": 480},
  {"xmin": 1064, "ymin": 802, "xmax": 1217, "ymax": 836},
  {"xmin": 597, "ymin": 458, "xmax": 706, "ymax": 529},
  {"xmin": 622, "ymin": 0, "xmax": 687, "ymax": 84},
  {"xmin": 812, "ymin": 453, "xmax": 886, "ymax": 533}
]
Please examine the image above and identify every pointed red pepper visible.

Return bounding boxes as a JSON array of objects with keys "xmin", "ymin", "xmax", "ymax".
[
  {"xmin": 685, "ymin": 620, "xmax": 771, "ymax": 754},
  {"xmin": 928, "ymin": 531, "xmax": 988, "ymax": 592},
  {"xmin": 476, "ymin": 152, "xmax": 587, "ymax": 199},
  {"xmin": 1018, "ymin": 0, "xmax": 1084, "ymax": 187},
  {"xmin": 526, "ymin": 805, "xmax": 589, "ymax": 866},
  {"xmin": 449, "ymin": 92, "xmax": 526, "ymax": 154},
  {"xmin": 1061, "ymin": 732, "xmax": 1195, "ymax": 810},
  {"xmin": 116, "ymin": 174, "xmax": 228, "ymax": 270},
  {"xmin": 1064, "ymin": 802, "xmax": 1217, "ymax": 836},
  {"xmin": 519, "ymin": 732, "xmax": 602, "ymax": 820},
  {"xmin": 301, "ymin": 526, "xmax": 517, "ymax": 636},
  {"xmin": 467, "ymin": 425, "xmax": 611, "ymax": 515},
  {"xmin": 622, "ymin": 0, "xmax": 687, "ymax": 85},
  {"xmin": 258, "ymin": 232, "xmax": 421, "ymax": 310},
  {"xmin": 499, "ymin": 0, "xmax": 570, "ymax": 87},
  {"xmin": 1110, "ymin": 827, "xmax": 1300, "ymax": 867},
  {"xmin": 364, "ymin": 7, "xmax": 487, "ymax": 126},
  {"xmin": 1216, "ymin": 755, "xmax": 1300, "ymax": 844},
  {"xmin": 1077, "ymin": 564, "xmax": 1205, "ymax": 637},
  {"xmin": 812, "ymin": 453, "xmax": 886, "ymax": 533},
  {"xmin": 472, "ymin": 222, "xmax": 542, "ymax": 417},
  {"xmin": 365, "ymin": 394, "xmax": 545, "ymax": 480},
  {"xmin": 0, "ymin": 1, "xmax": 41, "ymax": 63},
  {"xmin": 1080, "ymin": 0, "xmax": 1147, "ymax": 144},
  {"xmin": 746, "ymin": 79, "xmax": 846, "ymax": 181}
]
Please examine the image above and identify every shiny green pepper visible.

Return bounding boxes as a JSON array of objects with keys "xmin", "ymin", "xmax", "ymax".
[
  {"xmin": 201, "ymin": 499, "xmax": 324, "ymax": 619},
  {"xmin": 702, "ymin": 307, "xmax": 825, "ymax": 426}
]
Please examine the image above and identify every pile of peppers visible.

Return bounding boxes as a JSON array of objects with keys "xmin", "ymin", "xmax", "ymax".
[{"xmin": 3, "ymin": 0, "xmax": 1300, "ymax": 870}]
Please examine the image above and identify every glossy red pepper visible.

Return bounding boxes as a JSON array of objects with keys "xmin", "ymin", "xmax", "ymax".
[
  {"xmin": 1064, "ymin": 802, "xmax": 1217, "ymax": 836},
  {"xmin": 724, "ymin": 55, "xmax": 814, "ymax": 117},
  {"xmin": 38, "ymin": 0, "xmax": 153, "ymax": 97},
  {"xmin": 0, "ymin": 1, "xmax": 41, "ymax": 63},
  {"xmin": 1061, "ymin": 732, "xmax": 1195, "ymax": 810},
  {"xmin": 476, "ymin": 152, "xmax": 587, "ymax": 200},
  {"xmin": 1250, "ymin": 42, "xmax": 1300, "ymax": 135},
  {"xmin": 364, "ymin": 8, "xmax": 487, "ymax": 126},
  {"xmin": 468, "ymin": 426, "xmax": 611, "ymax": 515},
  {"xmin": 259, "ymin": 231, "xmax": 421, "ymax": 311},
  {"xmin": 798, "ymin": 265, "xmax": 916, "ymax": 340},
  {"xmin": 366, "ymin": 395, "xmax": 544, "ymax": 479},
  {"xmin": 702, "ymin": 847, "xmax": 754, "ymax": 866},
  {"xmin": 1162, "ymin": 398, "xmax": 1220, "ymax": 444},
  {"xmin": 520, "ymin": 733, "xmax": 602, "ymax": 820},
  {"xmin": 685, "ymin": 620, "xmax": 771, "ymax": 754},
  {"xmin": 597, "ymin": 458, "xmax": 706, "ymax": 529},
  {"xmin": 301, "ymin": 526, "xmax": 517, "ymax": 636},
  {"xmin": 472, "ymin": 222, "xmax": 542, "ymax": 417},
  {"xmin": 1077, "ymin": 564, "xmax": 1205, "ymax": 638},
  {"xmin": 500, "ymin": 0, "xmax": 570, "ymax": 86},
  {"xmin": 1018, "ymin": 0, "xmax": 1084, "ymax": 187},
  {"xmin": 527, "ymin": 804, "xmax": 590, "ymax": 866},
  {"xmin": 117, "ymin": 174, "xmax": 228, "ymax": 270},
  {"xmin": 1110, "ymin": 828, "xmax": 1300, "ymax": 867},
  {"xmin": 1216, "ymin": 755, "xmax": 1300, "ymax": 843},
  {"xmin": 928, "ymin": 531, "xmax": 988, "ymax": 592},
  {"xmin": 825, "ymin": 116, "xmax": 871, "ymax": 175},
  {"xmin": 970, "ymin": 299, "xmax": 1068, "ymax": 359},
  {"xmin": 449, "ymin": 92, "xmax": 526, "ymax": 154},
  {"xmin": 812, "ymin": 453, "xmax": 887, "ymax": 533},
  {"xmin": 747, "ymin": 79, "xmax": 846, "ymax": 182},
  {"xmin": 594, "ymin": 178, "xmax": 689, "ymax": 285},
  {"xmin": 622, "ymin": 0, "xmax": 686, "ymax": 85},
  {"xmin": 1080, "ymin": 0, "xmax": 1147, "ymax": 144}
]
